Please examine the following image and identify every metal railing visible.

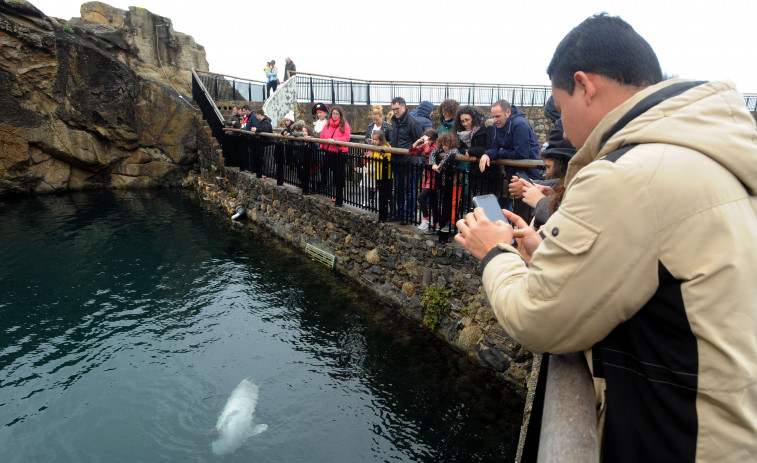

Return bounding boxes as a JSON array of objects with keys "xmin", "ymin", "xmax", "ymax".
[
  {"xmin": 221, "ymin": 129, "xmax": 542, "ymax": 234},
  {"xmin": 196, "ymin": 70, "xmax": 267, "ymax": 102},
  {"xmin": 191, "ymin": 69, "xmax": 225, "ymax": 145},
  {"xmin": 744, "ymin": 94, "xmax": 757, "ymax": 111},
  {"xmin": 293, "ymin": 72, "xmax": 552, "ymax": 107},
  {"xmin": 196, "ymin": 69, "xmax": 757, "ymax": 111}
]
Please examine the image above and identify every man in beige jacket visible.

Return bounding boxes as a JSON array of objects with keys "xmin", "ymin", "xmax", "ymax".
[{"xmin": 455, "ymin": 13, "xmax": 757, "ymax": 463}]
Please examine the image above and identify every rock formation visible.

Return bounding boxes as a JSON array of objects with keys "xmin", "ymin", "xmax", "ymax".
[{"xmin": 0, "ymin": 0, "xmax": 209, "ymax": 195}]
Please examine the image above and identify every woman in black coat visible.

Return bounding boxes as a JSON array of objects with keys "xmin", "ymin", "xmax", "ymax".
[{"xmin": 454, "ymin": 106, "xmax": 499, "ymax": 200}]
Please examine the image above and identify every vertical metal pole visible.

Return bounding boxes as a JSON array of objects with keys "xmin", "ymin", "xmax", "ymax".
[
  {"xmin": 331, "ymin": 79, "xmax": 336, "ymax": 105},
  {"xmin": 350, "ymin": 81, "xmax": 354, "ymax": 105},
  {"xmin": 310, "ymin": 75, "xmax": 314, "ymax": 103},
  {"xmin": 275, "ymin": 141, "xmax": 285, "ymax": 186},
  {"xmin": 367, "ymin": 82, "xmax": 371, "ymax": 106}
]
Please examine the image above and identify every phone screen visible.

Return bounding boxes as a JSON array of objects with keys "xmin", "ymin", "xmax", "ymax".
[{"xmin": 472, "ymin": 194, "xmax": 509, "ymax": 224}]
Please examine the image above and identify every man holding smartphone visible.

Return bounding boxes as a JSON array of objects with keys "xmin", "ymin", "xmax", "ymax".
[{"xmin": 456, "ymin": 13, "xmax": 757, "ymax": 463}]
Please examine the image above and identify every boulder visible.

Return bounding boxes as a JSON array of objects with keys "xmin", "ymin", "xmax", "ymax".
[{"xmin": 0, "ymin": 0, "xmax": 209, "ymax": 195}]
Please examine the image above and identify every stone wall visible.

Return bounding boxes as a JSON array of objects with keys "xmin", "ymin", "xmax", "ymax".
[{"xmin": 193, "ymin": 135, "xmax": 533, "ymax": 396}]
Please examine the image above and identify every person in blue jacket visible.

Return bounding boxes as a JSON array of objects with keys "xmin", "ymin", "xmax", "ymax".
[
  {"xmin": 479, "ymin": 100, "xmax": 541, "ymax": 180},
  {"xmin": 410, "ymin": 100, "xmax": 434, "ymax": 131}
]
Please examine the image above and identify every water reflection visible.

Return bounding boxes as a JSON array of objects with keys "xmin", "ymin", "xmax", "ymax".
[{"xmin": 0, "ymin": 190, "xmax": 523, "ymax": 462}]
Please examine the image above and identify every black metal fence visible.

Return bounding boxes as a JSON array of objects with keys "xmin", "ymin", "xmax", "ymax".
[
  {"xmin": 222, "ymin": 130, "xmax": 543, "ymax": 238},
  {"xmin": 196, "ymin": 70, "xmax": 267, "ymax": 102},
  {"xmin": 192, "ymin": 69, "xmax": 226, "ymax": 145},
  {"xmin": 294, "ymin": 72, "xmax": 552, "ymax": 107}
]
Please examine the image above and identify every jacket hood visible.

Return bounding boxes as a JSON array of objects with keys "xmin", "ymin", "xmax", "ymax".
[
  {"xmin": 505, "ymin": 105, "xmax": 527, "ymax": 129},
  {"xmin": 543, "ymin": 96, "xmax": 560, "ymax": 123},
  {"xmin": 417, "ymin": 101, "xmax": 434, "ymax": 118},
  {"xmin": 566, "ymin": 79, "xmax": 757, "ymax": 194}
]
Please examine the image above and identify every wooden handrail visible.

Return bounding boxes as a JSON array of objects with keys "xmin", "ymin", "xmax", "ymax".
[
  {"xmin": 537, "ymin": 353, "xmax": 599, "ymax": 463},
  {"xmin": 223, "ymin": 128, "xmax": 544, "ymax": 168}
]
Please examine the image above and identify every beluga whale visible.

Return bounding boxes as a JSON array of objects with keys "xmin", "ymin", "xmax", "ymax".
[{"xmin": 211, "ymin": 377, "xmax": 268, "ymax": 456}]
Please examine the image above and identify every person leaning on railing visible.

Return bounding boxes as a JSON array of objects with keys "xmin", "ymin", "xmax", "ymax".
[
  {"xmin": 365, "ymin": 105, "xmax": 394, "ymax": 144},
  {"xmin": 367, "ymin": 130, "xmax": 392, "ymax": 211},
  {"xmin": 409, "ymin": 129, "xmax": 440, "ymax": 233},
  {"xmin": 456, "ymin": 13, "xmax": 757, "ymax": 462},
  {"xmin": 318, "ymin": 106, "xmax": 351, "ymax": 200}
]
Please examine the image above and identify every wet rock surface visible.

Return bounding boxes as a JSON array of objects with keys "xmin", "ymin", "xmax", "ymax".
[{"xmin": 0, "ymin": 0, "xmax": 208, "ymax": 195}]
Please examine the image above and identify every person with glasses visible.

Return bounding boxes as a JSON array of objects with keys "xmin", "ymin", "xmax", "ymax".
[{"xmin": 388, "ymin": 97, "xmax": 423, "ymax": 224}]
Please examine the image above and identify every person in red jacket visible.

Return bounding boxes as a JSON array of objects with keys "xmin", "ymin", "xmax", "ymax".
[{"xmin": 318, "ymin": 106, "xmax": 351, "ymax": 203}]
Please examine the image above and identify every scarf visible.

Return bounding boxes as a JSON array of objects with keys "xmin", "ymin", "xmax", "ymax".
[{"xmin": 456, "ymin": 126, "xmax": 480, "ymax": 147}]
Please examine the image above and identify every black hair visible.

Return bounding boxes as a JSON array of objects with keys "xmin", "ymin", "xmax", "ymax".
[
  {"xmin": 255, "ymin": 109, "xmax": 265, "ymax": 116},
  {"xmin": 453, "ymin": 105, "xmax": 486, "ymax": 133},
  {"xmin": 547, "ymin": 13, "xmax": 662, "ymax": 94},
  {"xmin": 423, "ymin": 129, "xmax": 438, "ymax": 141},
  {"xmin": 242, "ymin": 105, "xmax": 252, "ymax": 111},
  {"xmin": 391, "ymin": 97, "xmax": 406, "ymax": 107}
]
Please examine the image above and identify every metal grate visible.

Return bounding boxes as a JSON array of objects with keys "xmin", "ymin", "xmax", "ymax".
[{"xmin": 306, "ymin": 244, "xmax": 335, "ymax": 269}]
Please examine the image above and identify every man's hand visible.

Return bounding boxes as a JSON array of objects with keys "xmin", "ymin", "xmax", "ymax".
[
  {"xmin": 455, "ymin": 207, "xmax": 513, "ymax": 260},
  {"xmin": 504, "ymin": 210, "xmax": 542, "ymax": 263},
  {"xmin": 478, "ymin": 154, "xmax": 490, "ymax": 173},
  {"xmin": 508, "ymin": 176, "xmax": 526, "ymax": 198}
]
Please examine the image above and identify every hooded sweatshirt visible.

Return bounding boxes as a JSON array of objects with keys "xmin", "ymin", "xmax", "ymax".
[
  {"xmin": 413, "ymin": 101, "xmax": 434, "ymax": 131},
  {"xmin": 481, "ymin": 79, "xmax": 757, "ymax": 463}
]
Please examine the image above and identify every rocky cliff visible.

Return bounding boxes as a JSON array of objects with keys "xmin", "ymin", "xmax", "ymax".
[{"xmin": 0, "ymin": 1, "xmax": 209, "ymax": 195}]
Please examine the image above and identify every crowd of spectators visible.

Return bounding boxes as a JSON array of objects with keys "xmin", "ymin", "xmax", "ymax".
[{"xmin": 226, "ymin": 72, "xmax": 551, "ymax": 236}]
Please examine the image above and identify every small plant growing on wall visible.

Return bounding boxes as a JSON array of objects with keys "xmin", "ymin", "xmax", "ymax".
[{"xmin": 421, "ymin": 286, "xmax": 453, "ymax": 331}]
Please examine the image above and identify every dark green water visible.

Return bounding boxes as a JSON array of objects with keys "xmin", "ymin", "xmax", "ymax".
[{"xmin": 0, "ymin": 190, "xmax": 523, "ymax": 462}]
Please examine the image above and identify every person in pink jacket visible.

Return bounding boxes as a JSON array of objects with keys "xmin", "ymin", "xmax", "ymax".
[
  {"xmin": 318, "ymin": 106, "xmax": 351, "ymax": 202},
  {"xmin": 319, "ymin": 106, "xmax": 351, "ymax": 152}
]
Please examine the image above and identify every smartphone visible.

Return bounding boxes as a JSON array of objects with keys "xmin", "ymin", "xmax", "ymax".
[
  {"xmin": 472, "ymin": 194, "xmax": 509, "ymax": 224},
  {"xmin": 515, "ymin": 171, "xmax": 532, "ymax": 184}
]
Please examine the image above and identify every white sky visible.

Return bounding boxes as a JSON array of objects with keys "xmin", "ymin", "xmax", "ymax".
[{"xmin": 29, "ymin": 0, "xmax": 757, "ymax": 93}]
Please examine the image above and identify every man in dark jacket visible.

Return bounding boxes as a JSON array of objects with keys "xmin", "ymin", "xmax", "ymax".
[
  {"xmin": 479, "ymin": 100, "xmax": 541, "ymax": 211},
  {"xmin": 242, "ymin": 105, "xmax": 258, "ymax": 131},
  {"xmin": 284, "ymin": 58, "xmax": 296, "ymax": 81},
  {"xmin": 389, "ymin": 97, "xmax": 424, "ymax": 223},
  {"xmin": 480, "ymin": 100, "xmax": 541, "ymax": 179},
  {"xmin": 252, "ymin": 109, "xmax": 275, "ymax": 175}
]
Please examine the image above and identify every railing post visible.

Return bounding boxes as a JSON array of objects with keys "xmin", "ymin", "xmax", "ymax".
[
  {"xmin": 536, "ymin": 353, "xmax": 599, "ymax": 463},
  {"xmin": 472, "ymin": 84, "xmax": 475, "ymax": 106},
  {"xmin": 367, "ymin": 82, "xmax": 371, "ymax": 106},
  {"xmin": 445, "ymin": 83, "xmax": 449, "ymax": 99},
  {"xmin": 334, "ymin": 150, "xmax": 345, "ymax": 207},
  {"xmin": 213, "ymin": 76, "xmax": 219, "ymax": 100},
  {"xmin": 377, "ymin": 156, "xmax": 389, "ymax": 222},
  {"xmin": 300, "ymin": 144, "xmax": 311, "ymax": 195},
  {"xmin": 275, "ymin": 141, "xmax": 285, "ymax": 186},
  {"xmin": 310, "ymin": 75, "xmax": 314, "ymax": 103},
  {"xmin": 350, "ymin": 80, "xmax": 354, "ymax": 105},
  {"xmin": 251, "ymin": 137, "xmax": 262, "ymax": 177},
  {"xmin": 419, "ymin": 82, "xmax": 422, "ymax": 105},
  {"xmin": 331, "ymin": 78, "xmax": 336, "ymax": 105}
]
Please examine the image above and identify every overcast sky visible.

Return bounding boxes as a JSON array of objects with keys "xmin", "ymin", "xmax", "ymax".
[{"xmin": 29, "ymin": 0, "xmax": 757, "ymax": 93}]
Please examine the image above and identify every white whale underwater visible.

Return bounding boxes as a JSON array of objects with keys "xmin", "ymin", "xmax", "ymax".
[{"xmin": 211, "ymin": 378, "xmax": 268, "ymax": 456}]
